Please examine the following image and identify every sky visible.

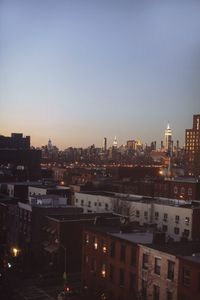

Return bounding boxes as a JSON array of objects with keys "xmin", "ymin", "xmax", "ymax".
[{"xmin": 0, "ymin": 0, "xmax": 200, "ymax": 149}]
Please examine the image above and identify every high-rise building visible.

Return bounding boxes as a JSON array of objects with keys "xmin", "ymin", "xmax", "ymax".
[
  {"xmin": 113, "ymin": 136, "xmax": 118, "ymax": 148},
  {"xmin": 164, "ymin": 123, "xmax": 172, "ymax": 153},
  {"xmin": 103, "ymin": 137, "xmax": 107, "ymax": 152},
  {"xmin": 185, "ymin": 114, "xmax": 200, "ymax": 176}
]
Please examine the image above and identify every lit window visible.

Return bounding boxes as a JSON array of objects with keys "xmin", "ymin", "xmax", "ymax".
[
  {"xmin": 93, "ymin": 236, "xmax": 98, "ymax": 249},
  {"xmin": 101, "ymin": 263, "xmax": 106, "ymax": 278},
  {"xmin": 185, "ymin": 217, "xmax": 190, "ymax": 226},
  {"xmin": 85, "ymin": 233, "xmax": 89, "ymax": 244},
  {"xmin": 102, "ymin": 240, "xmax": 107, "ymax": 253}
]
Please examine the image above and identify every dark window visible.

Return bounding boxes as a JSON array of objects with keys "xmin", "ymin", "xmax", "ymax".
[
  {"xmin": 174, "ymin": 227, "xmax": 180, "ymax": 235},
  {"xmin": 120, "ymin": 244, "xmax": 126, "ymax": 262},
  {"xmin": 182, "ymin": 267, "xmax": 190, "ymax": 287},
  {"xmin": 175, "ymin": 215, "xmax": 179, "ymax": 223},
  {"xmin": 110, "ymin": 241, "xmax": 115, "ymax": 258},
  {"xmin": 167, "ymin": 261, "xmax": 175, "ymax": 280},
  {"xmin": 142, "ymin": 280, "xmax": 147, "ymax": 300},
  {"xmin": 183, "ymin": 229, "xmax": 190, "ymax": 237},
  {"xmin": 119, "ymin": 268, "xmax": 124, "ymax": 287},
  {"xmin": 142, "ymin": 253, "xmax": 148, "ymax": 270},
  {"xmin": 129, "ymin": 272, "xmax": 136, "ymax": 292},
  {"xmin": 154, "ymin": 258, "xmax": 161, "ymax": 275},
  {"xmin": 162, "ymin": 225, "xmax": 168, "ymax": 232},
  {"xmin": 91, "ymin": 258, "xmax": 96, "ymax": 272},
  {"xmin": 153, "ymin": 285, "xmax": 160, "ymax": 300},
  {"xmin": 167, "ymin": 291, "xmax": 173, "ymax": 300},
  {"xmin": 131, "ymin": 248, "xmax": 137, "ymax": 266},
  {"xmin": 136, "ymin": 210, "xmax": 140, "ymax": 217},
  {"xmin": 109, "ymin": 264, "xmax": 114, "ymax": 283},
  {"xmin": 163, "ymin": 213, "xmax": 168, "ymax": 221}
]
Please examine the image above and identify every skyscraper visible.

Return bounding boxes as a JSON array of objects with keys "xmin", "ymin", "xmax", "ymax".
[
  {"xmin": 103, "ymin": 137, "xmax": 107, "ymax": 152},
  {"xmin": 113, "ymin": 136, "xmax": 118, "ymax": 148},
  {"xmin": 164, "ymin": 123, "xmax": 172, "ymax": 154},
  {"xmin": 185, "ymin": 114, "xmax": 200, "ymax": 176}
]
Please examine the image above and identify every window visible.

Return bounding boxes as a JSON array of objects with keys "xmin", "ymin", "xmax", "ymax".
[
  {"xmin": 136, "ymin": 210, "xmax": 140, "ymax": 217},
  {"xmin": 166, "ymin": 291, "xmax": 173, "ymax": 300},
  {"xmin": 88, "ymin": 201, "xmax": 91, "ymax": 207},
  {"xmin": 167, "ymin": 261, "xmax": 175, "ymax": 280},
  {"xmin": 131, "ymin": 248, "xmax": 137, "ymax": 266},
  {"xmin": 85, "ymin": 233, "xmax": 89, "ymax": 244},
  {"xmin": 185, "ymin": 217, "xmax": 190, "ymax": 226},
  {"xmin": 142, "ymin": 280, "xmax": 147, "ymax": 300},
  {"xmin": 174, "ymin": 186, "xmax": 178, "ymax": 194},
  {"xmin": 183, "ymin": 229, "xmax": 190, "ymax": 237},
  {"xmin": 75, "ymin": 198, "xmax": 78, "ymax": 203},
  {"xmin": 81, "ymin": 200, "xmax": 84, "ymax": 206},
  {"xmin": 94, "ymin": 202, "xmax": 97, "ymax": 206},
  {"xmin": 174, "ymin": 227, "xmax": 180, "ymax": 235},
  {"xmin": 105, "ymin": 203, "xmax": 108, "ymax": 210},
  {"xmin": 153, "ymin": 285, "xmax": 160, "ymax": 300},
  {"xmin": 144, "ymin": 211, "xmax": 148, "ymax": 219},
  {"xmin": 109, "ymin": 264, "xmax": 114, "ymax": 283},
  {"xmin": 175, "ymin": 215, "xmax": 179, "ymax": 224},
  {"xmin": 101, "ymin": 263, "xmax": 106, "ymax": 278},
  {"xmin": 188, "ymin": 188, "xmax": 192, "ymax": 196},
  {"xmin": 155, "ymin": 212, "xmax": 159, "ymax": 220},
  {"xmin": 162, "ymin": 225, "xmax": 168, "ymax": 232},
  {"xmin": 91, "ymin": 258, "xmax": 96, "ymax": 272},
  {"xmin": 99, "ymin": 202, "xmax": 102, "ymax": 206},
  {"xmin": 142, "ymin": 253, "xmax": 148, "ymax": 270},
  {"xmin": 182, "ymin": 268, "xmax": 190, "ymax": 286},
  {"xmin": 181, "ymin": 187, "xmax": 185, "ymax": 194},
  {"xmin": 154, "ymin": 258, "xmax": 161, "ymax": 275},
  {"xmin": 93, "ymin": 236, "xmax": 98, "ymax": 249},
  {"xmin": 110, "ymin": 241, "xmax": 115, "ymax": 258},
  {"xmin": 102, "ymin": 240, "xmax": 107, "ymax": 253},
  {"xmin": 163, "ymin": 213, "xmax": 168, "ymax": 221},
  {"xmin": 119, "ymin": 268, "xmax": 125, "ymax": 287},
  {"xmin": 129, "ymin": 272, "xmax": 136, "ymax": 292},
  {"xmin": 120, "ymin": 244, "xmax": 126, "ymax": 262}
]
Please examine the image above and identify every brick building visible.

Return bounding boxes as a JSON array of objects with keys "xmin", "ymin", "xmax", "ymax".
[
  {"xmin": 82, "ymin": 225, "xmax": 155, "ymax": 300},
  {"xmin": 185, "ymin": 114, "xmax": 200, "ymax": 176}
]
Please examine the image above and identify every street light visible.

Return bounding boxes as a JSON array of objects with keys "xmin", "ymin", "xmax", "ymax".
[{"xmin": 12, "ymin": 247, "xmax": 20, "ymax": 257}]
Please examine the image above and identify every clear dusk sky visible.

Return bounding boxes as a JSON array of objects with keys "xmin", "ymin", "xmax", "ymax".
[{"xmin": 0, "ymin": 0, "xmax": 200, "ymax": 149}]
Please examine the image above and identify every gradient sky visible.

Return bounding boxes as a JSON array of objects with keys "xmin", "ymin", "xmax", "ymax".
[{"xmin": 1, "ymin": 0, "xmax": 200, "ymax": 149}]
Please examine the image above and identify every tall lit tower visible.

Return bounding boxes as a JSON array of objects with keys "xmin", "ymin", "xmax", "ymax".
[
  {"xmin": 113, "ymin": 136, "xmax": 118, "ymax": 148},
  {"xmin": 164, "ymin": 123, "xmax": 172, "ymax": 153}
]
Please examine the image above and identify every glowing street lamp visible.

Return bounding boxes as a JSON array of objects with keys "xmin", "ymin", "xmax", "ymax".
[{"xmin": 12, "ymin": 247, "xmax": 20, "ymax": 257}]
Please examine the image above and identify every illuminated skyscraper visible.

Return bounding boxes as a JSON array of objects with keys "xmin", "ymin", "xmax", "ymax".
[
  {"xmin": 164, "ymin": 123, "xmax": 172, "ymax": 153},
  {"xmin": 185, "ymin": 114, "xmax": 200, "ymax": 176},
  {"xmin": 113, "ymin": 136, "xmax": 118, "ymax": 148}
]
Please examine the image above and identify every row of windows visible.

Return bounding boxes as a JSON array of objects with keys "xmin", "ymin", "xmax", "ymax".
[
  {"xmin": 77, "ymin": 199, "xmax": 109, "ymax": 210},
  {"xmin": 142, "ymin": 254, "xmax": 175, "ymax": 280},
  {"xmin": 142, "ymin": 283, "xmax": 173, "ymax": 300},
  {"xmin": 86, "ymin": 258, "xmax": 136, "ymax": 290},
  {"xmin": 154, "ymin": 213, "xmax": 190, "ymax": 225},
  {"xmin": 173, "ymin": 187, "xmax": 192, "ymax": 196},
  {"xmin": 85, "ymin": 234, "xmax": 137, "ymax": 264}
]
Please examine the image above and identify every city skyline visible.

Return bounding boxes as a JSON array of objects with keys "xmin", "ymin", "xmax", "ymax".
[{"xmin": 1, "ymin": 0, "xmax": 200, "ymax": 149}]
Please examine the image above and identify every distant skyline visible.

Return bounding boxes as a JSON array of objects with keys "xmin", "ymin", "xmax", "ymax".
[{"xmin": 1, "ymin": 0, "xmax": 200, "ymax": 149}]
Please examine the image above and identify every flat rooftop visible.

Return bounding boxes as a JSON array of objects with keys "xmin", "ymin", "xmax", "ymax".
[
  {"xmin": 76, "ymin": 191, "xmax": 200, "ymax": 209},
  {"xmin": 143, "ymin": 242, "xmax": 200, "ymax": 256}
]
